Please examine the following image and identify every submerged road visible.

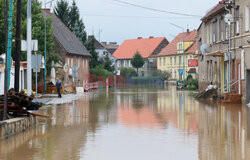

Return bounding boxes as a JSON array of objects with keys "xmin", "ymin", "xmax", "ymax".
[{"xmin": 0, "ymin": 86, "xmax": 250, "ymax": 160}]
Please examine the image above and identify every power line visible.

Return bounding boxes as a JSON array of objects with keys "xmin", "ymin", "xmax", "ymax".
[
  {"xmin": 80, "ymin": 13, "xmax": 197, "ymax": 19},
  {"xmin": 112, "ymin": 0, "xmax": 202, "ymax": 18}
]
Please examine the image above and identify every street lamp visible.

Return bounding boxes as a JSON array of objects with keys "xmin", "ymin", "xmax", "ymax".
[
  {"xmin": 44, "ymin": 0, "xmax": 55, "ymax": 94},
  {"xmin": 170, "ymin": 23, "xmax": 185, "ymax": 88}
]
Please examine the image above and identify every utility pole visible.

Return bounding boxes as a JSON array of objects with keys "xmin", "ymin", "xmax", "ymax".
[
  {"xmin": 44, "ymin": 0, "xmax": 55, "ymax": 94},
  {"xmin": 3, "ymin": 0, "xmax": 9, "ymax": 120},
  {"xmin": 14, "ymin": 0, "xmax": 22, "ymax": 92},
  {"xmin": 27, "ymin": 0, "xmax": 32, "ymax": 96}
]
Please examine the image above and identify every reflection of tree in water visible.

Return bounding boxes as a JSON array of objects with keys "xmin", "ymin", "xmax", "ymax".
[{"xmin": 88, "ymin": 91, "xmax": 116, "ymax": 133}]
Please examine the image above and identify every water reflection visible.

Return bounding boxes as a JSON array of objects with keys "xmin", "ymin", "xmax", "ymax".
[{"xmin": 0, "ymin": 86, "xmax": 250, "ymax": 160}]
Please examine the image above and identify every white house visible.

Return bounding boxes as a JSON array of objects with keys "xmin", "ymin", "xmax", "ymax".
[
  {"xmin": 88, "ymin": 35, "xmax": 116, "ymax": 65},
  {"xmin": 0, "ymin": 54, "xmax": 27, "ymax": 94}
]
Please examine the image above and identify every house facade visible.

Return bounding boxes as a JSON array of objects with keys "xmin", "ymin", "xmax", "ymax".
[
  {"xmin": 157, "ymin": 30, "xmax": 198, "ymax": 80},
  {"xmin": 88, "ymin": 36, "xmax": 116, "ymax": 66},
  {"xmin": 101, "ymin": 42, "xmax": 119, "ymax": 55},
  {"xmin": 0, "ymin": 54, "xmax": 27, "ymax": 94},
  {"xmin": 113, "ymin": 37, "xmax": 169, "ymax": 76},
  {"xmin": 198, "ymin": 0, "xmax": 250, "ymax": 103},
  {"xmin": 49, "ymin": 12, "xmax": 91, "ymax": 88}
]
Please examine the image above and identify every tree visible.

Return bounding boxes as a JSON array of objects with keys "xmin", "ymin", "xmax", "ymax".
[
  {"xmin": 131, "ymin": 52, "xmax": 145, "ymax": 74},
  {"xmin": 54, "ymin": 0, "xmax": 70, "ymax": 27},
  {"xmin": 54, "ymin": 0, "xmax": 87, "ymax": 46},
  {"xmin": 100, "ymin": 54, "xmax": 115, "ymax": 73},
  {"xmin": 0, "ymin": 0, "xmax": 57, "ymax": 73},
  {"xmin": 86, "ymin": 39, "xmax": 99, "ymax": 69}
]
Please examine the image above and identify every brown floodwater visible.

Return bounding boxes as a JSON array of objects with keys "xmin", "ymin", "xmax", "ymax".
[{"xmin": 0, "ymin": 86, "xmax": 250, "ymax": 160}]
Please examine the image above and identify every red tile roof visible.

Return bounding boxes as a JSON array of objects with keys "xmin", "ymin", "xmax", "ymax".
[
  {"xmin": 113, "ymin": 37, "xmax": 168, "ymax": 59},
  {"xmin": 158, "ymin": 30, "xmax": 198, "ymax": 56},
  {"xmin": 202, "ymin": 0, "xmax": 228, "ymax": 20}
]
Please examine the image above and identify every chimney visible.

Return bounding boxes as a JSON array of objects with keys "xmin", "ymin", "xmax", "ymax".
[
  {"xmin": 149, "ymin": 36, "xmax": 154, "ymax": 39},
  {"xmin": 187, "ymin": 29, "xmax": 190, "ymax": 33},
  {"xmin": 138, "ymin": 37, "xmax": 142, "ymax": 39}
]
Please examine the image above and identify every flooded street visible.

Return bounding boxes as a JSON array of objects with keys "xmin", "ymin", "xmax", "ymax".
[{"xmin": 1, "ymin": 86, "xmax": 250, "ymax": 160}]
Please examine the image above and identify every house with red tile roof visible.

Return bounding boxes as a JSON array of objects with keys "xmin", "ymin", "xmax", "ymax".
[
  {"xmin": 157, "ymin": 30, "xmax": 198, "ymax": 80},
  {"xmin": 113, "ymin": 36, "xmax": 169, "ymax": 75}
]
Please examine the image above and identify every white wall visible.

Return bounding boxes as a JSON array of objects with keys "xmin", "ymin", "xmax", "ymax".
[{"xmin": 0, "ymin": 67, "xmax": 25, "ymax": 95}]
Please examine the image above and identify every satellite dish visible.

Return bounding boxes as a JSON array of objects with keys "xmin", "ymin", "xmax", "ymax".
[
  {"xmin": 200, "ymin": 44, "xmax": 210, "ymax": 54},
  {"xmin": 224, "ymin": 14, "xmax": 233, "ymax": 25}
]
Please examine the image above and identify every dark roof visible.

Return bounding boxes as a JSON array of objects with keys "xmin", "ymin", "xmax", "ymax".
[
  {"xmin": 88, "ymin": 36, "xmax": 105, "ymax": 49},
  {"xmin": 47, "ymin": 12, "xmax": 91, "ymax": 57}
]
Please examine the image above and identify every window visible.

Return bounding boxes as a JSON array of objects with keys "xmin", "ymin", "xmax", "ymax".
[
  {"xmin": 236, "ymin": 7, "xmax": 240, "ymax": 35},
  {"xmin": 71, "ymin": 57, "xmax": 74, "ymax": 67},
  {"xmin": 186, "ymin": 56, "xmax": 188, "ymax": 64},
  {"xmin": 124, "ymin": 60, "xmax": 127, "ymax": 67},
  {"xmin": 78, "ymin": 58, "xmax": 80, "ymax": 67},
  {"xmin": 160, "ymin": 58, "xmax": 162, "ymax": 66},
  {"xmin": 67, "ymin": 57, "xmax": 70, "ymax": 65},
  {"xmin": 220, "ymin": 18, "xmax": 224, "ymax": 41},
  {"xmin": 129, "ymin": 60, "xmax": 131, "ymax": 67},
  {"xmin": 225, "ymin": 24, "xmax": 228, "ymax": 40},
  {"xmin": 207, "ymin": 24, "xmax": 210, "ymax": 43},
  {"xmin": 212, "ymin": 18, "xmax": 217, "ymax": 43},
  {"xmin": 174, "ymin": 57, "xmax": 176, "ymax": 65},
  {"xmin": 245, "ymin": 6, "xmax": 249, "ymax": 32},
  {"xmin": 170, "ymin": 57, "xmax": 172, "ymax": 65},
  {"xmin": 117, "ymin": 60, "xmax": 120, "ymax": 67},
  {"xmin": 163, "ymin": 57, "xmax": 166, "ymax": 66},
  {"xmin": 179, "ymin": 56, "xmax": 182, "ymax": 64},
  {"xmin": 83, "ymin": 59, "xmax": 85, "ymax": 68}
]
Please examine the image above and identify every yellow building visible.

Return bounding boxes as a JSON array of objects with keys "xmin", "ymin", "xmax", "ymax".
[{"xmin": 157, "ymin": 30, "xmax": 198, "ymax": 80}]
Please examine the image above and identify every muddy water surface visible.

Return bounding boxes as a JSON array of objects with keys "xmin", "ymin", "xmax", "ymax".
[{"xmin": 0, "ymin": 86, "xmax": 250, "ymax": 160}]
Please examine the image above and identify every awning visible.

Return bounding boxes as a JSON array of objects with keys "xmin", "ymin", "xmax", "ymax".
[
  {"xmin": 188, "ymin": 68, "xmax": 197, "ymax": 74},
  {"xmin": 205, "ymin": 51, "xmax": 224, "ymax": 57}
]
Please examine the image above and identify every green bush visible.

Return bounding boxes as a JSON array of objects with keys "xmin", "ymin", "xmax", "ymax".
[
  {"xmin": 120, "ymin": 67, "xmax": 137, "ymax": 78},
  {"xmin": 90, "ymin": 65, "xmax": 114, "ymax": 81},
  {"xmin": 186, "ymin": 78, "xmax": 198, "ymax": 90}
]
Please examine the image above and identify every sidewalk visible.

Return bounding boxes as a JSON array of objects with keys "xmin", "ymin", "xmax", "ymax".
[{"xmin": 34, "ymin": 93, "xmax": 86, "ymax": 105}]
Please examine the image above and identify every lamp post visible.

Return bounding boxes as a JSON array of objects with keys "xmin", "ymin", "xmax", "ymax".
[
  {"xmin": 170, "ymin": 23, "xmax": 185, "ymax": 87},
  {"xmin": 44, "ymin": 0, "xmax": 55, "ymax": 94}
]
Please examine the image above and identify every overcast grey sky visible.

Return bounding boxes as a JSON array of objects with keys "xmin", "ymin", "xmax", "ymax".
[{"xmin": 44, "ymin": 0, "xmax": 219, "ymax": 44}]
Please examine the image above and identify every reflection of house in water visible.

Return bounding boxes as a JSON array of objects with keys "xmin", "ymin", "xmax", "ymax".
[
  {"xmin": 156, "ymin": 87, "xmax": 199, "ymax": 133},
  {"xmin": 198, "ymin": 102, "xmax": 250, "ymax": 160},
  {"xmin": 116, "ymin": 88, "xmax": 199, "ymax": 132}
]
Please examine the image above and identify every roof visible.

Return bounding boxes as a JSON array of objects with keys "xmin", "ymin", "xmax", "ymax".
[
  {"xmin": 88, "ymin": 35, "xmax": 105, "ymax": 50},
  {"xmin": 47, "ymin": 12, "xmax": 91, "ymax": 57},
  {"xmin": 113, "ymin": 37, "xmax": 168, "ymax": 59},
  {"xmin": 158, "ymin": 30, "xmax": 198, "ymax": 57},
  {"xmin": 101, "ymin": 42, "xmax": 119, "ymax": 54},
  {"xmin": 201, "ymin": 0, "xmax": 228, "ymax": 21}
]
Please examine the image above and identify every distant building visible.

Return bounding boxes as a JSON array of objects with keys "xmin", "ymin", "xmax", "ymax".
[
  {"xmin": 88, "ymin": 36, "xmax": 116, "ymax": 65},
  {"xmin": 47, "ymin": 11, "xmax": 91, "ymax": 87},
  {"xmin": 0, "ymin": 54, "xmax": 27, "ymax": 94},
  {"xmin": 101, "ymin": 42, "xmax": 119, "ymax": 55},
  {"xmin": 157, "ymin": 30, "xmax": 198, "ymax": 80},
  {"xmin": 198, "ymin": 0, "xmax": 250, "ymax": 103},
  {"xmin": 113, "ymin": 36, "xmax": 169, "ymax": 76}
]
